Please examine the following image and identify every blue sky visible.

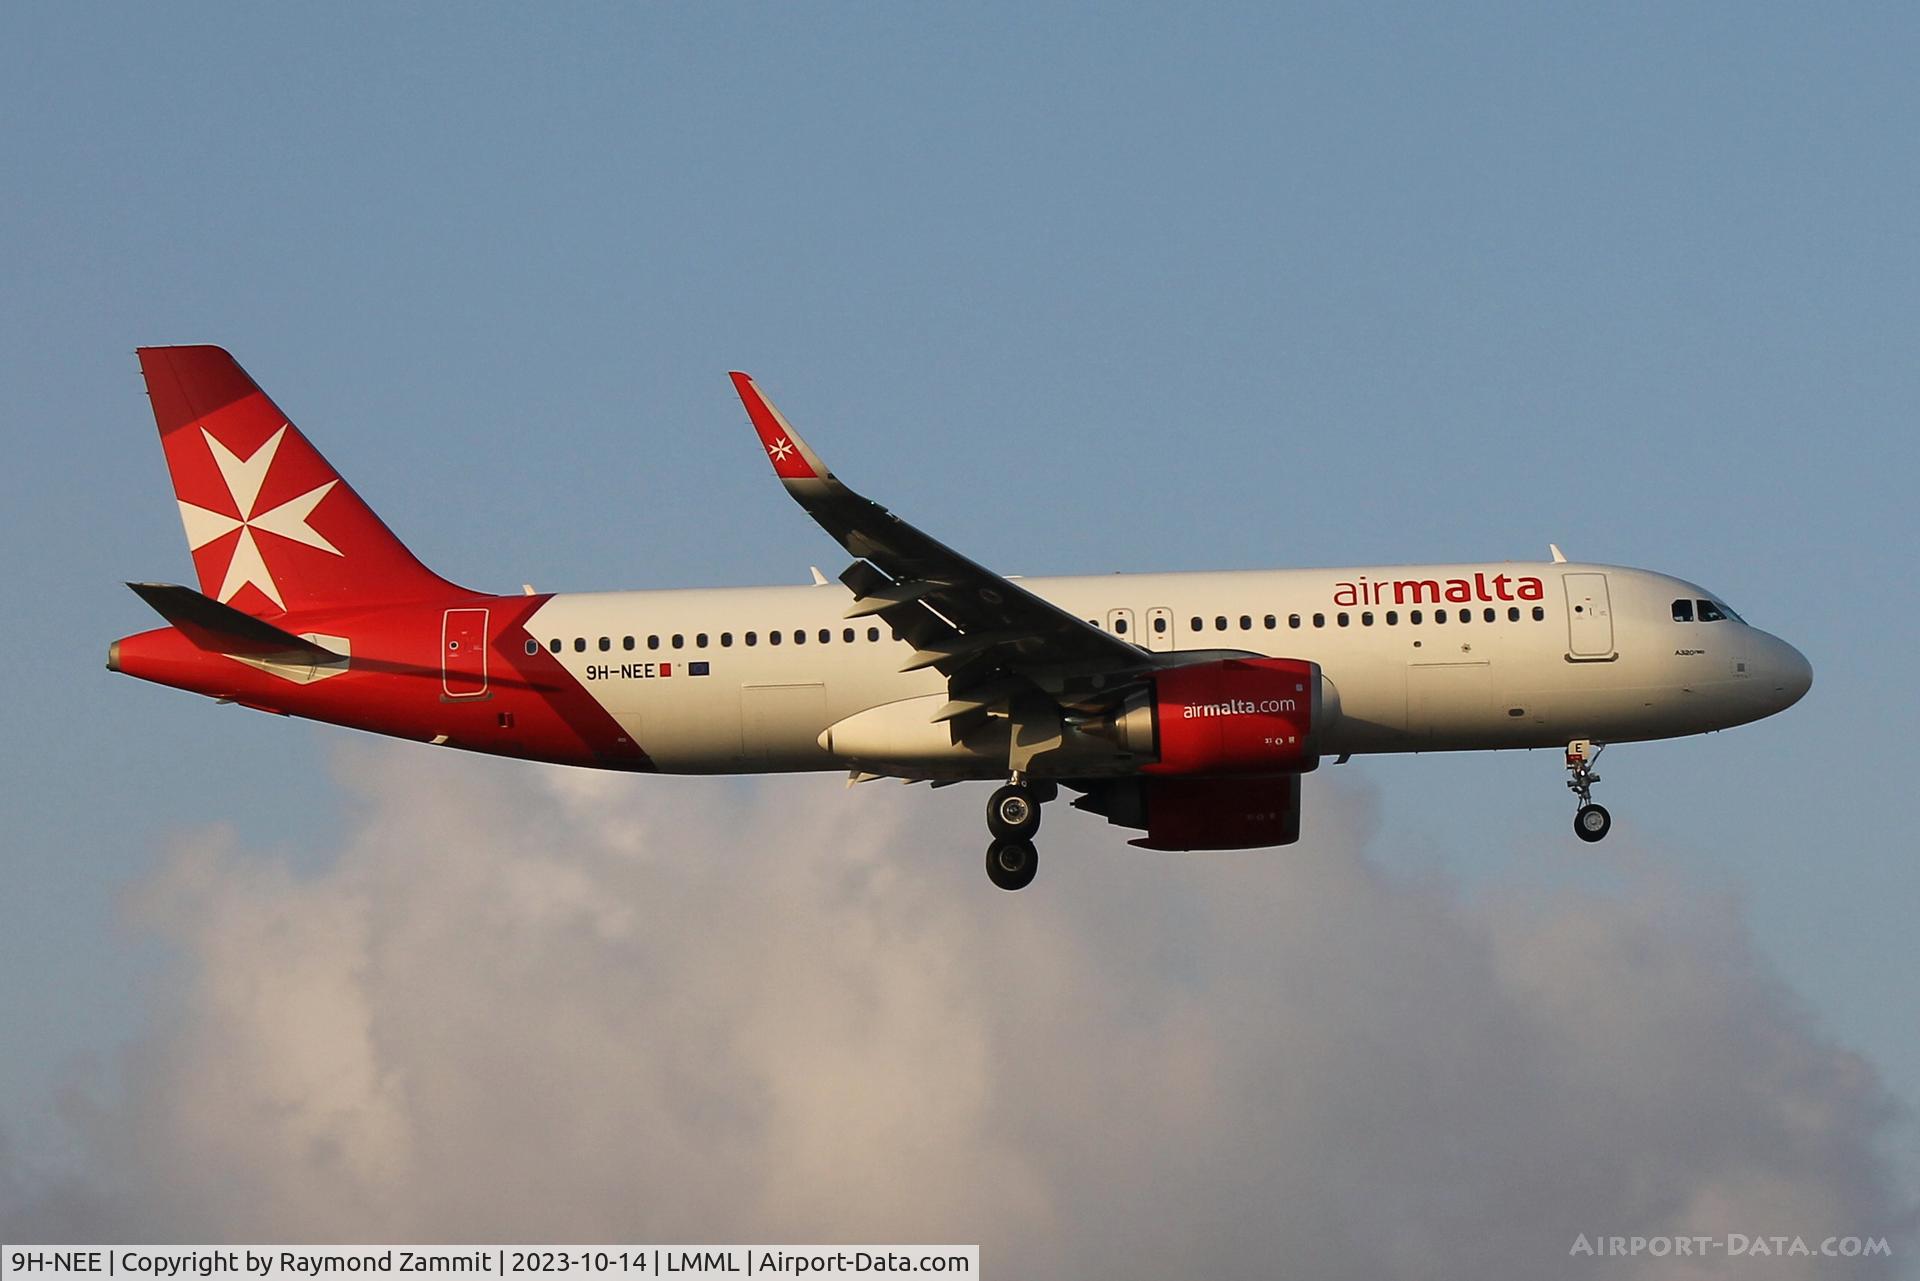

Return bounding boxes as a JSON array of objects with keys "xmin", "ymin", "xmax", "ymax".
[{"xmin": 2, "ymin": 2, "xmax": 1915, "ymax": 1258}]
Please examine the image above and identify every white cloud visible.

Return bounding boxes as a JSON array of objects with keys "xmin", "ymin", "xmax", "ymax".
[{"xmin": 9, "ymin": 748, "xmax": 1913, "ymax": 1278}]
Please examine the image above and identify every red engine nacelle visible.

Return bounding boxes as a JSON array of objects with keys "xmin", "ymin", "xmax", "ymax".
[
  {"xmin": 1072, "ymin": 774, "xmax": 1304, "ymax": 850},
  {"xmin": 1082, "ymin": 656, "xmax": 1326, "ymax": 775}
]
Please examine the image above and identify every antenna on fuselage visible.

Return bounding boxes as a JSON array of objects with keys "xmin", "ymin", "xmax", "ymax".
[{"xmin": 1549, "ymin": 544, "xmax": 1568, "ymax": 563}]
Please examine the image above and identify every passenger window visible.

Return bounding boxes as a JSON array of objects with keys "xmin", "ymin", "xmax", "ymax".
[
  {"xmin": 524, "ymin": 639, "xmax": 538, "ymax": 655},
  {"xmin": 1362, "ymin": 611, "xmax": 1374, "ymax": 626},
  {"xmin": 721, "ymin": 632, "xmax": 733, "ymax": 647},
  {"xmin": 770, "ymin": 630, "xmax": 782, "ymax": 645},
  {"xmin": 745, "ymin": 632, "xmax": 758, "ymax": 647},
  {"xmin": 549, "ymin": 639, "xmax": 562, "ymax": 653},
  {"xmin": 573, "ymin": 638, "xmax": 586, "ymax": 652},
  {"xmin": 843, "ymin": 628, "xmax": 855, "ymax": 643},
  {"xmin": 1386, "ymin": 610, "xmax": 1398, "ymax": 625},
  {"xmin": 792, "ymin": 629, "xmax": 805, "ymax": 644},
  {"xmin": 868, "ymin": 627, "xmax": 881, "ymax": 642},
  {"xmin": 1215, "ymin": 616, "xmax": 1228, "ymax": 631},
  {"xmin": 647, "ymin": 635, "xmax": 660, "ymax": 650},
  {"xmin": 1410, "ymin": 610, "xmax": 1423, "ymax": 624},
  {"xmin": 819, "ymin": 629, "xmax": 830, "ymax": 644},
  {"xmin": 1337, "ymin": 612, "xmax": 1350, "ymax": 627},
  {"xmin": 1313, "ymin": 613, "xmax": 1326, "ymax": 628},
  {"xmin": 1190, "ymin": 616, "xmax": 1203, "ymax": 631},
  {"xmin": 697, "ymin": 633, "xmax": 709, "ymax": 648},
  {"xmin": 1436, "ymin": 610, "xmax": 1448, "ymax": 624},
  {"xmin": 1263, "ymin": 615, "xmax": 1276, "ymax": 629},
  {"xmin": 1484, "ymin": 607, "xmax": 1496, "ymax": 623},
  {"xmin": 1507, "ymin": 607, "xmax": 1520, "ymax": 622},
  {"xmin": 1115, "ymin": 617, "xmax": 1128, "ymax": 635},
  {"xmin": 598, "ymin": 637, "xmax": 611, "ymax": 652},
  {"xmin": 623, "ymin": 636, "xmax": 636, "ymax": 651},
  {"xmin": 1154, "ymin": 616, "xmax": 1168, "ymax": 634},
  {"xmin": 672, "ymin": 634, "xmax": 684, "ymax": 649},
  {"xmin": 1532, "ymin": 606, "xmax": 1546, "ymax": 621},
  {"xmin": 1289, "ymin": 614, "xmax": 1301, "ymax": 629},
  {"xmin": 1238, "ymin": 615, "xmax": 1251, "ymax": 630},
  {"xmin": 1697, "ymin": 599, "xmax": 1726, "ymax": 622}
]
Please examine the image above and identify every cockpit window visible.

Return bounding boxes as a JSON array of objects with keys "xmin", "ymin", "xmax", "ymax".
[
  {"xmin": 1672, "ymin": 599, "xmax": 1694, "ymax": 622},
  {"xmin": 1696, "ymin": 599, "xmax": 1726, "ymax": 623}
]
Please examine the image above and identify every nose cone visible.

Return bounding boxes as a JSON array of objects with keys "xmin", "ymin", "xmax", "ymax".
[{"xmin": 1760, "ymin": 632, "xmax": 1813, "ymax": 713}]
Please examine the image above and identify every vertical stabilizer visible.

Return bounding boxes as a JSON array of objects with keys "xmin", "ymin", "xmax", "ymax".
[{"xmin": 137, "ymin": 345, "xmax": 466, "ymax": 616}]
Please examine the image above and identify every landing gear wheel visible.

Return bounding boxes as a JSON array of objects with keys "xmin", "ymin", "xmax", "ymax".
[
  {"xmin": 1564, "ymin": 740, "xmax": 1613, "ymax": 843},
  {"xmin": 986, "ymin": 838, "xmax": 1039, "ymax": 891},
  {"xmin": 987, "ymin": 784, "xmax": 1042, "ymax": 841},
  {"xmin": 1574, "ymin": 803, "xmax": 1612, "ymax": 843}
]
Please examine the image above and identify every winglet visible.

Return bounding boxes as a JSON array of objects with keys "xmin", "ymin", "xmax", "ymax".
[{"xmin": 729, "ymin": 372, "xmax": 830, "ymax": 481}]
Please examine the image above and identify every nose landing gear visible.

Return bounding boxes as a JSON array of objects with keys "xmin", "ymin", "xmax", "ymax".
[
  {"xmin": 1566, "ymin": 740, "xmax": 1612, "ymax": 842},
  {"xmin": 984, "ymin": 779, "xmax": 1051, "ymax": 889}
]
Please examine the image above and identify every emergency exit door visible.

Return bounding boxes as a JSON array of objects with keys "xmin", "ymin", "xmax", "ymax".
[{"xmin": 1145, "ymin": 606, "xmax": 1175, "ymax": 652}]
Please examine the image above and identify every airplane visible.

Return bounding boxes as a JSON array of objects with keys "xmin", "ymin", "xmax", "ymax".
[{"xmin": 110, "ymin": 346, "xmax": 1813, "ymax": 889}]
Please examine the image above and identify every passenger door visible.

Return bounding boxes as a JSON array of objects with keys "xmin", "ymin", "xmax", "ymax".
[
  {"xmin": 1562, "ymin": 573, "xmax": 1615, "ymax": 660},
  {"xmin": 441, "ymin": 608, "xmax": 489, "ymax": 698}
]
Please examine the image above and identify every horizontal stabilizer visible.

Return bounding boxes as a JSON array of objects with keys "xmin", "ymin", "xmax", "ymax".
[{"xmin": 127, "ymin": 582, "xmax": 343, "ymax": 661}]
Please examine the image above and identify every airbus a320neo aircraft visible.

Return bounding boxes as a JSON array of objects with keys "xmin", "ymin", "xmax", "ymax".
[{"xmin": 111, "ymin": 346, "xmax": 1812, "ymax": 889}]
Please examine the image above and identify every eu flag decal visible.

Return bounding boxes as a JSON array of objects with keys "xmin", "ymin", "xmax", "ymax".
[{"xmin": 689, "ymin": 661, "xmax": 711, "ymax": 677}]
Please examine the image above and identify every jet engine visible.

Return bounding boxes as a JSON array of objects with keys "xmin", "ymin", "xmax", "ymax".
[
  {"xmin": 1075, "ymin": 656, "xmax": 1329, "ymax": 775},
  {"xmin": 1072, "ymin": 774, "xmax": 1304, "ymax": 850}
]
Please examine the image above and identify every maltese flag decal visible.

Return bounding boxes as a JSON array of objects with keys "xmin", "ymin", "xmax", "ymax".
[{"xmin": 176, "ymin": 424, "xmax": 342, "ymax": 610}]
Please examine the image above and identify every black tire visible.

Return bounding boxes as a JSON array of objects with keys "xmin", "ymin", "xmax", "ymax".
[
  {"xmin": 1574, "ymin": 803, "xmax": 1612, "ymax": 843},
  {"xmin": 985, "ymin": 838, "xmax": 1039, "ymax": 891},
  {"xmin": 987, "ymin": 784, "xmax": 1042, "ymax": 841}
]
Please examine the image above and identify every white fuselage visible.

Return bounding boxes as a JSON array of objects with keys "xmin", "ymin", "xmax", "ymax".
[{"xmin": 522, "ymin": 561, "xmax": 1812, "ymax": 775}]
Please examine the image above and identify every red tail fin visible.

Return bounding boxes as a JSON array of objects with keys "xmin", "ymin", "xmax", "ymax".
[{"xmin": 137, "ymin": 345, "xmax": 466, "ymax": 617}]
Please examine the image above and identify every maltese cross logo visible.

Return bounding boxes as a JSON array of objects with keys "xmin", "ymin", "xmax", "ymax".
[
  {"xmin": 767, "ymin": 436, "xmax": 796, "ymax": 463},
  {"xmin": 176, "ymin": 425, "xmax": 341, "ymax": 609}
]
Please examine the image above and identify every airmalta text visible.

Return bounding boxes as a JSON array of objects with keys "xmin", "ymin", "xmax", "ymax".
[
  {"xmin": 1183, "ymin": 697, "xmax": 1297, "ymax": 719},
  {"xmin": 1333, "ymin": 573, "xmax": 1545, "ymax": 607}
]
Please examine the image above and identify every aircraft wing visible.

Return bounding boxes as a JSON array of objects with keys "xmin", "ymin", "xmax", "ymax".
[{"xmin": 729, "ymin": 373, "xmax": 1153, "ymax": 710}]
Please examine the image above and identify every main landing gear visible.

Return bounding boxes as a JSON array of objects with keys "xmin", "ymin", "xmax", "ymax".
[
  {"xmin": 1565, "ymin": 739, "xmax": 1612, "ymax": 843},
  {"xmin": 984, "ymin": 780, "xmax": 1051, "ymax": 890},
  {"xmin": 986, "ymin": 837, "xmax": 1038, "ymax": 891}
]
